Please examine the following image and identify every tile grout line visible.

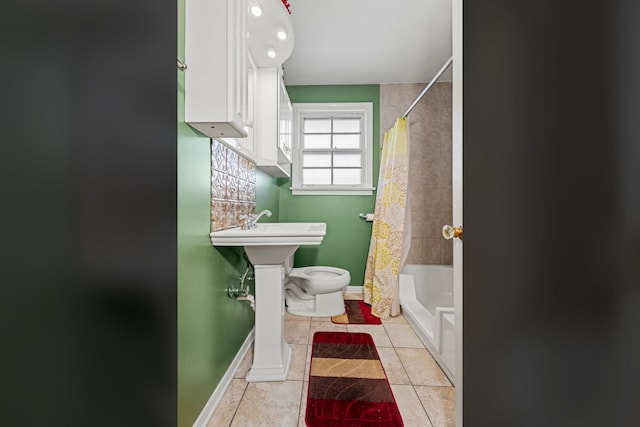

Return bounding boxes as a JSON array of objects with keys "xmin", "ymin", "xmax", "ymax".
[
  {"xmin": 227, "ymin": 380, "xmax": 249, "ymax": 427},
  {"xmin": 410, "ymin": 383, "xmax": 436, "ymax": 427},
  {"xmin": 297, "ymin": 376, "xmax": 308, "ymax": 426}
]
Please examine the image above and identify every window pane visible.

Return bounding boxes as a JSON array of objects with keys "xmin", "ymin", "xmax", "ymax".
[
  {"xmin": 333, "ymin": 118, "xmax": 360, "ymax": 133},
  {"xmin": 333, "ymin": 169, "xmax": 362, "ymax": 185},
  {"xmin": 303, "ymin": 168, "xmax": 331, "ymax": 185},
  {"xmin": 304, "ymin": 119, "xmax": 331, "ymax": 133},
  {"xmin": 333, "ymin": 153, "xmax": 361, "ymax": 167},
  {"xmin": 303, "ymin": 153, "xmax": 331, "ymax": 167},
  {"xmin": 303, "ymin": 134, "xmax": 331, "ymax": 149},
  {"xmin": 333, "ymin": 134, "xmax": 360, "ymax": 149}
]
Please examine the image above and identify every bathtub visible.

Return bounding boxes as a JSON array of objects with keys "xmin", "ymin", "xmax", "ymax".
[{"xmin": 399, "ymin": 264, "xmax": 456, "ymax": 384}]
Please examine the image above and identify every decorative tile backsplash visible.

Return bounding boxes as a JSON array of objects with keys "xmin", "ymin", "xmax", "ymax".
[{"xmin": 211, "ymin": 139, "xmax": 256, "ymax": 231}]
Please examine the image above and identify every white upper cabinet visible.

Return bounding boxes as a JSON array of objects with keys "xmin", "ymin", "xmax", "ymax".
[
  {"xmin": 185, "ymin": 0, "xmax": 294, "ymax": 165},
  {"xmin": 185, "ymin": 0, "xmax": 250, "ymax": 139},
  {"xmin": 248, "ymin": 0, "xmax": 295, "ymax": 177},
  {"xmin": 255, "ymin": 67, "xmax": 293, "ymax": 177},
  {"xmin": 278, "ymin": 78, "xmax": 293, "ymax": 163}
]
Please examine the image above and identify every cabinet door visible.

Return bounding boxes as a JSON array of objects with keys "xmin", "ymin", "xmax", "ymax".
[
  {"xmin": 236, "ymin": 54, "xmax": 257, "ymax": 157},
  {"xmin": 232, "ymin": 0, "xmax": 248, "ymax": 128},
  {"xmin": 255, "ymin": 67, "xmax": 291, "ymax": 177},
  {"xmin": 278, "ymin": 78, "xmax": 293, "ymax": 162},
  {"xmin": 185, "ymin": 0, "xmax": 249, "ymax": 139}
]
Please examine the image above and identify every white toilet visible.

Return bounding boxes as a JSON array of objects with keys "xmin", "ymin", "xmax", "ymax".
[{"xmin": 284, "ymin": 255, "xmax": 350, "ymax": 317}]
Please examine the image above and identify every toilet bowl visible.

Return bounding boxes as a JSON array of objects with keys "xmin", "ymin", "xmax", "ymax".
[{"xmin": 284, "ymin": 256, "xmax": 350, "ymax": 317}]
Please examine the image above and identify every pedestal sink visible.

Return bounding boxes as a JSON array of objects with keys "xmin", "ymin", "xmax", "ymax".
[{"xmin": 210, "ymin": 222, "xmax": 326, "ymax": 382}]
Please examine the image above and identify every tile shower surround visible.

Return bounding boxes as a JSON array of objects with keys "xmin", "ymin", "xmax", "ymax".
[
  {"xmin": 381, "ymin": 83, "xmax": 453, "ymax": 265},
  {"xmin": 211, "ymin": 139, "xmax": 256, "ymax": 232}
]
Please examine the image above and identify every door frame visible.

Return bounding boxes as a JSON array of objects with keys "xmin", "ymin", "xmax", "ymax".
[{"xmin": 452, "ymin": 0, "xmax": 463, "ymax": 425}]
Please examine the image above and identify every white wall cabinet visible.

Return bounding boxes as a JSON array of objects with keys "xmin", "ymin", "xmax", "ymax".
[
  {"xmin": 255, "ymin": 67, "xmax": 293, "ymax": 177},
  {"xmin": 216, "ymin": 54, "xmax": 258, "ymax": 161},
  {"xmin": 185, "ymin": 0, "xmax": 294, "ymax": 165},
  {"xmin": 278, "ymin": 76, "xmax": 293, "ymax": 164},
  {"xmin": 185, "ymin": 0, "xmax": 251, "ymax": 140}
]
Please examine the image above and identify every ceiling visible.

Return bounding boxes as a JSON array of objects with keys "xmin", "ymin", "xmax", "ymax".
[{"xmin": 282, "ymin": 0, "xmax": 452, "ymax": 86}]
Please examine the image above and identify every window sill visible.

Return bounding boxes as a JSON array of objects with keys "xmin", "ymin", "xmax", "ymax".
[{"xmin": 290, "ymin": 187, "xmax": 375, "ymax": 196}]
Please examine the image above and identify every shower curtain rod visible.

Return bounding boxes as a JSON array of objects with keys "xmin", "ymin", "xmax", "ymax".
[{"xmin": 402, "ymin": 56, "xmax": 453, "ymax": 118}]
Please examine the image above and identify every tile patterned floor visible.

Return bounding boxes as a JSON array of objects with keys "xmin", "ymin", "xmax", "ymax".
[{"xmin": 208, "ymin": 294, "xmax": 456, "ymax": 427}]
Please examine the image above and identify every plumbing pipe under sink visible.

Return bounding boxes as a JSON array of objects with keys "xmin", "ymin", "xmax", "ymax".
[{"xmin": 236, "ymin": 294, "xmax": 255, "ymax": 310}]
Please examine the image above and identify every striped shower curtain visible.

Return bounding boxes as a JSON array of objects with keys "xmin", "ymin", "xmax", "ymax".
[{"xmin": 363, "ymin": 117, "xmax": 411, "ymax": 319}]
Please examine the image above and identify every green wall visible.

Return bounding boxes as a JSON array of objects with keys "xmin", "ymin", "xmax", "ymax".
[
  {"xmin": 279, "ymin": 85, "xmax": 380, "ymax": 287},
  {"xmin": 256, "ymin": 169, "xmax": 280, "ymax": 219},
  {"xmin": 177, "ymin": 1, "xmax": 279, "ymax": 425},
  {"xmin": 178, "ymin": 5, "xmax": 377, "ymax": 420}
]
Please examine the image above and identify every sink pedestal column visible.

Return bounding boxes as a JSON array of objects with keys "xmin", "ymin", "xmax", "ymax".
[
  {"xmin": 209, "ymin": 226, "xmax": 326, "ymax": 381},
  {"xmin": 246, "ymin": 263, "xmax": 291, "ymax": 382}
]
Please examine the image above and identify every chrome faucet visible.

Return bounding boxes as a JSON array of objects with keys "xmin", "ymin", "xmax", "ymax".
[{"xmin": 242, "ymin": 209, "xmax": 272, "ymax": 230}]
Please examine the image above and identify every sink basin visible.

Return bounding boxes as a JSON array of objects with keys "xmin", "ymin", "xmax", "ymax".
[
  {"xmin": 210, "ymin": 222, "xmax": 326, "ymax": 265},
  {"xmin": 210, "ymin": 222, "xmax": 326, "ymax": 246}
]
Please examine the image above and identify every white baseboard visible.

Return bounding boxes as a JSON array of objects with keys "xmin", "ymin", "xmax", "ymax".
[
  {"xmin": 193, "ymin": 327, "xmax": 255, "ymax": 427},
  {"xmin": 345, "ymin": 286, "xmax": 364, "ymax": 294},
  {"xmin": 193, "ymin": 288, "xmax": 362, "ymax": 426}
]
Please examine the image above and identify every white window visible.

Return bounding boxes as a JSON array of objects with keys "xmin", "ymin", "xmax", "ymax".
[{"xmin": 291, "ymin": 103, "xmax": 375, "ymax": 195}]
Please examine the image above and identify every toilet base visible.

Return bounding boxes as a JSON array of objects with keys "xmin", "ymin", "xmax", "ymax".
[{"xmin": 285, "ymin": 284, "xmax": 346, "ymax": 317}]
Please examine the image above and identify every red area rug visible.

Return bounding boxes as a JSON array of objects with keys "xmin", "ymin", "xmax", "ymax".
[
  {"xmin": 306, "ymin": 332, "xmax": 403, "ymax": 427},
  {"xmin": 331, "ymin": 300, "xmax": 382, "ymax": 325}
]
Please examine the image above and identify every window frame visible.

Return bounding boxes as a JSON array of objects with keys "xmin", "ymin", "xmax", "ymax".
[{"xmin": 290, "ymin": 102, "xmax": 375, "ymax": 195}]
